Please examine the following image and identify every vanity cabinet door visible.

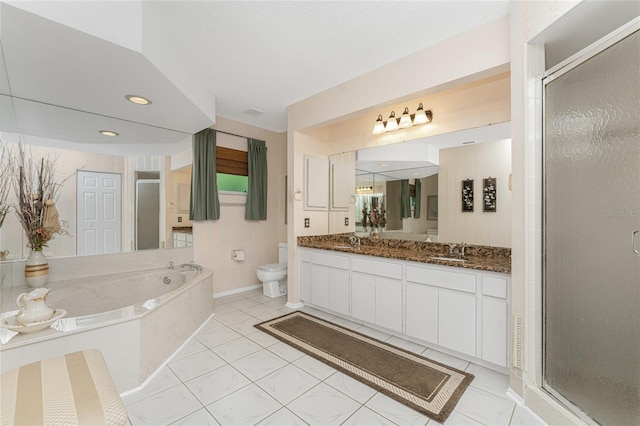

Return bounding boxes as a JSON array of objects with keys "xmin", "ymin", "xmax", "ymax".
[
  {"xmin": 351, "ymin": 272, "xmax": 375, "ymax": 324},
  {"xmin": 300, "ymin": 260, "xmax": 312, "ymax": 303},
  {"xmin": 405, "ymin": 283, "xmax": 438, "ymax": 344},
  {"xmin": 438, "ymin": 289, "xmax": 476, "ymax": 357},
  {"xmin": 481, "ymin": 275, "xmax": 509, "ymax": 367},
  {"xmin": 375, "ymin": 277, "xmax": 403, "ymax": 333},
  {"xmin": 311, "ymin": 264, "xmax": 331, "ymax": 310},
  {"xmin": 329, "ymin": 268, "xmax": 350, "ymax": 316}
]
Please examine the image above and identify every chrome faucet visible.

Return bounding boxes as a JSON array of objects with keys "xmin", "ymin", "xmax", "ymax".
[
  {"xmin": 348, "ymin": 236, "xmax": 360, "ymax": 247},
  {"xmin": 168, "ymin": 261, "xmax": 174, "ymax": 270},
  {"xmin": 180, "ymin": 261, "xmax": 202, "ymax": 271},
  {"xmin": 458, "ymin": 242, "xmax": 468, "ymax": 257},
  {"xmin": 446, "ymin": 243, "xmax": 458, "ymax": 256}
]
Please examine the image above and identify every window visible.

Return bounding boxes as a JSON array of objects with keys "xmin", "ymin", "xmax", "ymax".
[{"xmin": 216, "ymin": 146, "xmax": 248, "ymax": 193}]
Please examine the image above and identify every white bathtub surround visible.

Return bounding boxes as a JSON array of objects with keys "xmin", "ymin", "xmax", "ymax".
[
  {"xmin": 0, "ymin": 265, "xmax": 213, "ymax": 393},
  {"xmin": 0, "ymin": 247, "xmax": 194, "ymax": 288}
]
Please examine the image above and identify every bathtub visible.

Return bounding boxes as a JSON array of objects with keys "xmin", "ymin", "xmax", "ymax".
[{"xmin": 0, "ymin": 266, "xmax": 214, "ymax": 393}]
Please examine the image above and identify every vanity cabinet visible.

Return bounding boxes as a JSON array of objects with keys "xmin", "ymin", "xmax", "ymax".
[
  {"xmin": 405, "ymin": 265, "xmax": 477, "ymax": 357},
  {"xmin": 298, "ymin": 247, "xmax": 511, "ymax": 370}
]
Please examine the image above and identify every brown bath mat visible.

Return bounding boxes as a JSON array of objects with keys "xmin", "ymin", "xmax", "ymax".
[{"xmin": 255, "ymin": 311, "xmax": 474, "ymax": 423}]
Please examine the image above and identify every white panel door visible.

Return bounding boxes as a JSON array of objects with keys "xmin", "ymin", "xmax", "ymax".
[{"xmin": 77, "ymin": 171, "xmax": 121, "ymax": 255}]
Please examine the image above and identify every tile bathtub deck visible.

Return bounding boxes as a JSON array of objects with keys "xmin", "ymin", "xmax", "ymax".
[{"xmin": 124, "ymin": 289, "xmax": 545, "ymax": 425}]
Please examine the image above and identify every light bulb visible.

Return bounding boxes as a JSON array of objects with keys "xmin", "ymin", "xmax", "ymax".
[
  {"xmin": 399, "ymin": 107, "xmax": 412, "ymax": 128},
  {"xmin": 372, "ymin": 115, "xmax": 385, "ymax": 134},
  {"xmin": 385, "ymin": 111, "xmax": 398, "ymax": 132}
]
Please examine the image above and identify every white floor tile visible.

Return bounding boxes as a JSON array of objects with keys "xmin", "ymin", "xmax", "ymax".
[
  {"xmin": 127, "ymin": 385, "xmax": 202, "ymax": 426},
  {"xmin": 211, "ymin": 303, "xmax": 238, "ymax": 315},
  {"xmin": 356, "ymin": 325, "xmax": 392, "ymax": 342},
  {"xmin": 385, "ymin": 335, "xmax": 428, "ymax": 354},
  {"xmin": 213, "ymin": 294, "xmax": 247, "ymax": 304},
  {"xmin": 465, "ymin": 363, "xmax": 509, "ymax": 398},
  {"xmin": 325, "ymin": 371, "xmax": 376, "ymax": 404},
  {"xmin": 196, "ymin": 326, "xmax": 242, "ymax": 349},
  {"xmin": 231, "ymin": 348, "xmax": 289, "ymax": 381},
  {"xmin": 123, "ymin": 366, "xmax": 181, "ymax": 406},
  {"xmin": 168, "ymin": 350, "xmax": 226, "ymax": 382},
  {"xmin": 206, "ymin": 383, "xmax": 282, "ymax": 425},
  {"xmin": 228, "ymin": 297, "xmax": 261, "ymax": 310},
  {"xmin": 256, "ymin": 364, "xmax": 320, "ymax": 405},
  {"xmin": 331, "ymin": 316, "xmax": 364, "ymax": 330},
  {"xmin": 509, "ymin": 405, "xmax": 547, "ymax": 426},
  {"xmin": 267, "ymin": 341, "xmax": 306, "ymax": 362},
  {"xmin": 171, "ymin": 338, "xmax": 208, "ymax": 362},
  {"xmin": 287, "ymin": 382, "xmax": 360, "ymax": 425},
  {"xmin": 245, "ymin": 330, "xmax": 281, "ymax": 348},
  {"xmin": 443, "ymin": 411, "xmax": 483, "ymax": 425},
  {"xmin": 256, "ymin": 407, "xmax": 307, "ymax": 426},
  {"xmin": 454, "ymin": 386, "xmax": 515, "ymax": 426},
  {"xmin": 422, "ymin": 348, "xmax": 470, "ymax": 372},
  {"xmin": 170, "ymin": 408, "xmax": 220, "ymax": 425},
  {"xmin": 226, "ymin": 317, "xmax": 262, "ymax": 335},
  {"xmin": 342, "ymin": 406, "xmax": 393, "ymax": 426},
  {"xmin": 249, "ymin": 294, "xmax": 275, "ymax": 304},
  {"xmin": 185, "ymin": 364, "xmax": 251, "ymax": 406},
  {"xmin": 365, "ymin": 392, "xmax": 429, "ymax": 426},
  {"xmin": 214, "ymin": 310, "xmax": 256, "ymax": 325},
  {"xmin": 293, "ymin": 355, "xmax": 337, "ymax": 380},
  {"xmin": 211, "ymin": 336, "xmax": 263, "ymax": 363}
]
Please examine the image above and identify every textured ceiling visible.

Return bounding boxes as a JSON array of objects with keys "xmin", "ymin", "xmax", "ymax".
[{"xmin": 145, "ymin": 1, "xmax": 510, "ymax": 132}]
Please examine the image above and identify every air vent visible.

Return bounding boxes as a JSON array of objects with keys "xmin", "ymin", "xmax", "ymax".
[
  {"xmin": 512, "ymin": 315, "xmax": 523, "ymax": 369},
  {"xmin": 462, "ymin": 141, "xmax": 476, "ymax": 145}
]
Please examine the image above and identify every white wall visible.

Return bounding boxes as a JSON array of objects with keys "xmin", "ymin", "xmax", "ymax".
[
  {"xmin": 192, "ymin": 117, "xmax": 287, "ymax": 295},
  {"xmin": 438, "ymin": 139, "xmax": 511, "ymax": 247},
  {"xmin": 288, "ymin": 16, "xmax": 511, "ymax": 306}
]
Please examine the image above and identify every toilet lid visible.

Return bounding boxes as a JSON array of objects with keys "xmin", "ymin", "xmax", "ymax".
[{"xmin": 259, "ymin": 262, "xmax": 287, "ymax": 272}]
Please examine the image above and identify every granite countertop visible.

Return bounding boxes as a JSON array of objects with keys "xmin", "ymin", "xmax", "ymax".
[{"xmin": 297, "ymin": 234, "xmax": 511, "ymax": 274}]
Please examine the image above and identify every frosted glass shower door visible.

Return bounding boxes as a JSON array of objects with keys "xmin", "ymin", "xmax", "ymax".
[{"xmin": 543, "ymin": 28, "xmax": 640, "ymax": 425}]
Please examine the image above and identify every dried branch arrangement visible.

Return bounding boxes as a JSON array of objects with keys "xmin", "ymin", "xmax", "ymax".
[
  {"xmin": 0, "ymin": 141, "xmax": 11, "ymax": 229},
  {"xmin": 11, "ymin": 144, "xmax": 69, "ymax": 251}
]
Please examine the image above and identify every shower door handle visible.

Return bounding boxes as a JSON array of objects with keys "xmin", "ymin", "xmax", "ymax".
[{"xmin": 633, "ymin": 230, "xmax": 640, "ymax": 255}]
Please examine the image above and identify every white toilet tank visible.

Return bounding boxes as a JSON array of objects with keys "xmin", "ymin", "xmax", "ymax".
[{"xmin": 278, "ymin": 243, "xmax": 287, "ymax": 264}]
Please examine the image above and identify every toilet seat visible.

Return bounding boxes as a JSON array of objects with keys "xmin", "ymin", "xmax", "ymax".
[{"xmin": 258, "ymin": 262, "xmax": 287, "ymax": 272}]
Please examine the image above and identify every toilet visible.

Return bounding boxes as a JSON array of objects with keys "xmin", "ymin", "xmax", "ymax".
[{"xmin": 257, "ymin": 243, "xmax": 288, "ymax": 298}]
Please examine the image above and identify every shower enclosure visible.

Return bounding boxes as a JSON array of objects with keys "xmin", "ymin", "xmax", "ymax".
[{"xmin": 543, "ymin": 25, "xmax": 639, "ymax": 425}]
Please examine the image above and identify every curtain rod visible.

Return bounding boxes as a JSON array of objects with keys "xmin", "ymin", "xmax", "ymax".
[{"xmin": 214, "ymin": 129, "xmax": 252, "ymax": 140}]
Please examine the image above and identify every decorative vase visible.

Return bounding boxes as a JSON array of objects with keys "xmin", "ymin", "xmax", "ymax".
[{"xmin": 25, "ymin": 250, "xmax": 49, "ymax": 288}]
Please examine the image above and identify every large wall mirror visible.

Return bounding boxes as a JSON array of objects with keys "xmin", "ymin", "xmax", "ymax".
[
  {"xmin": 328, "ymin": 122, "xmax": 513, "ymax": 247},
  {"xmin": 0, "ymin": 4, "xmax": 205, "ymax": 261}
]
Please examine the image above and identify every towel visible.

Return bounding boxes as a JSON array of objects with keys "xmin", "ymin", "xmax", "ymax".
[{"xmin": 0, "ymin": 328, "xmax": 19, "ymax": 344}]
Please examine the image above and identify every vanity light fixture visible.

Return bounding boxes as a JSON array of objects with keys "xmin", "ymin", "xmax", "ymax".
[
  {"xmin": 99, "ymin": 130, "xmax": 119, "ymax": 137},
  {"xmin": 372, "ymin": 103, "xmax": 432, "ymax": 134},
  {"xmin": 125, "ymin": 95, "xmax": 152, "ymax": 105}
]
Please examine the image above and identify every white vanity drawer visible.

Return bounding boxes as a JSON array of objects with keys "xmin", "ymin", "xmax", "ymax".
[
  {"xmin": 351, "ymin": 257, "xmax": 402, "ymax": 280},
  {"xmin": 311, "ymin": 251, "xmax": 350, "ymax": 269},
  {"xmin": 481, "ymin": 276, "xmax": 508, "ymax": 299},
  {"xmin": 406, "ymin": 265, "xmax": 476, "ymax": 293}
]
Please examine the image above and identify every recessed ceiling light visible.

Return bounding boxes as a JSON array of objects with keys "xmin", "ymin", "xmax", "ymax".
[
  {"xmin": 125, "ymin": 95, "xmax": 152, "ymax": 105},
  {"xmin": 99, "ymin": 130, "xmax": 119, "ymax": 137}
]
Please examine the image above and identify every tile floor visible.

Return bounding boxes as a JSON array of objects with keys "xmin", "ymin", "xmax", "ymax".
[{"xmin": 124, "ymin": 288, "xmax": 545, "ymax": 425}]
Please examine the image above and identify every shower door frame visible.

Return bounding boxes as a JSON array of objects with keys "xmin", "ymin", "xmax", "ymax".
[{"xmin": 540, "ymin": 18, "xmax": 640, "ymax": 426}]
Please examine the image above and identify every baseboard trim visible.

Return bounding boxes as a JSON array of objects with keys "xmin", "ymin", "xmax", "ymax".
[
  {"xmin": 285, "ymin": 301, "xmax": 304, "ymax": 309},
  {"xmin": 213, "ymin": 284, "xmax": 262, "ymax": 298}
]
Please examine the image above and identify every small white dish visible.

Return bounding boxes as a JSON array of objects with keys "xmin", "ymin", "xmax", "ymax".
[{"xmin": 1, "ymin": 309, "xmax": 67, "ymax": 334}]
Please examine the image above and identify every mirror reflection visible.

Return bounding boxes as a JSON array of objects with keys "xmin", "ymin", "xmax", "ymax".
[{"xmin": 329, "ymin": 122, "xmax": 513, "ymax": 247}]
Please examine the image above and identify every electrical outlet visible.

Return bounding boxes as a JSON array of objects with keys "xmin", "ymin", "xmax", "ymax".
[
  {"xmin": 344, "ymin": 217, "xmax": 349, "ymax": 226},
  {"xmin": 177, "ymin": 216, "xmax": 183, "ymax": 223},
  {"xmin": 304, "ymin": 218, "xmax": 310, "ymax": 228}
]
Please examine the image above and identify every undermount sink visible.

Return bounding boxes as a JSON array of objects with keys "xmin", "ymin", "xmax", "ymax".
[{"xmin": 430, "ymin": 256, "xmax": 466, "ymax": 262}]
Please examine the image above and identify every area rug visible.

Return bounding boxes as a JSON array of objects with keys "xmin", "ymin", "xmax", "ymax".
[{"xmin": 255, "ymin": 311, "xmax": 473, "ymax": 423}]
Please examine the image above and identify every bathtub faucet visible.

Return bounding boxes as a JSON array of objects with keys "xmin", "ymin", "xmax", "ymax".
[
  {"xmin": 168, "ymin": 261, "xmax": 174, "ymax": 270},
  {"xmin": 180, "ymin": 262, "xmax": 202, "ymax": 271}
]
